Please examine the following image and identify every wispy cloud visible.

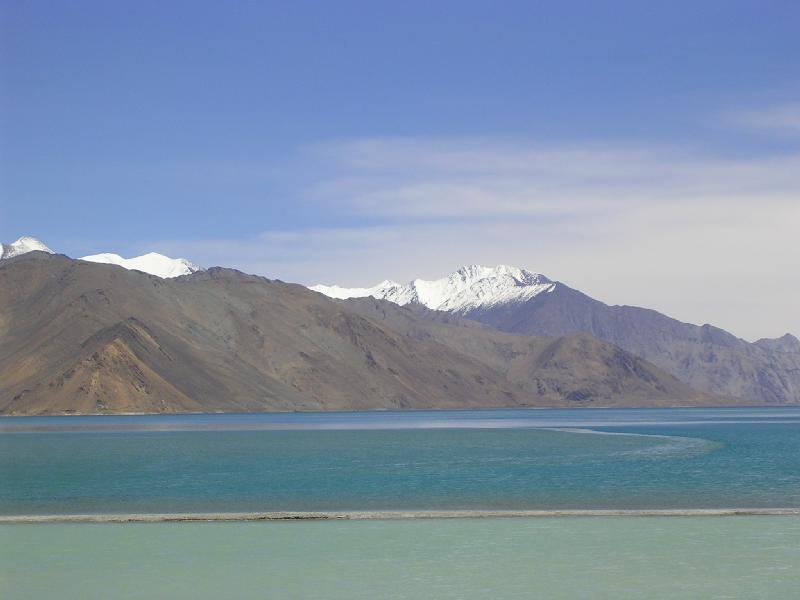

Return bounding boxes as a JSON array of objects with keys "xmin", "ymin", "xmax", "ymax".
[{"xmin": 303, "ymin": 138, "xmax": 800, "ymax": 219}]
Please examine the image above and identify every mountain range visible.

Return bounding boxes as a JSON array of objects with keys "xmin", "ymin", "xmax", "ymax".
[
  {"xmin": 313, "ymin": 265, "xmax": 800, "ymax": 404},
  {"xmin": 0, "ymin": 236, "xmax": 796, "ymax": 414},
  {"xmin": 0, "ymin": 250, "xmax": 717, "ymax": 415}
]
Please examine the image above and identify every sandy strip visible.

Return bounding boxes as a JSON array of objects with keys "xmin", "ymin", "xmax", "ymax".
[{"xmin": 2, "ymin": 508, "xmax": 800, "ymax": 523}]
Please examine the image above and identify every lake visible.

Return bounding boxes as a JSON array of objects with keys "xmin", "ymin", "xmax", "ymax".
[
  {"xmin": 2, "ymin": 407, "xmax": 800, "ymax": 598},
  {"xmin": 2, "ymin": 407, "xmax": 800, "ymax": 514}
]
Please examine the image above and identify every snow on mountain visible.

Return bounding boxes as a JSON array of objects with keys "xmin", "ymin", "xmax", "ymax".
[
  {"xmin": 0, "ymin": 235, "xmax": 201, "ymax": 279},
  {"xmin": 0, "ymin": 236, "xmax": 55, "ymax": 260},
  {"xmin": 311, "ymin": 265, "xmax": 556, "ymax": 313},
  {"xmin": 312, "ymin": 280, "xmax": 406, "ymax": 300},
  {"xmin": 80, "ymin": 252, "xmax": 202, "ymax": 279}
]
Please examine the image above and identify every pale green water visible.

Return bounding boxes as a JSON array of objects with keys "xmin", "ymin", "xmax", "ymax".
[{"xmin": 2, "ymin": 517, "xmax": 798, "ymax": 599}]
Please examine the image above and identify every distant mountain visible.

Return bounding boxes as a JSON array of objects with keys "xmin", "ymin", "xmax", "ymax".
[
  {"xmin": 0, "ymin": 236, "xmax": 54, "ymax": 260},
  {"xmin": 312, "ymin": 265, "xmax": 800, "ymax": 404},
  {"xmin": 80, "ymin": 252, "xmax": 202, "ymax": 278},
  {"xmin": 0, "ymin": 253, "xmax": 720, "ymax": 415}
]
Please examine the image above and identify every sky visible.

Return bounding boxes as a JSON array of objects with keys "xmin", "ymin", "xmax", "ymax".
[{"xmin": 1, "ymin": 0, "xmax": 798, "ymax": 341}]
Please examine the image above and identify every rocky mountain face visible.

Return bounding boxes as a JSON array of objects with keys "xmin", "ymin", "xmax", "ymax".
[
  {"xmin": 313, "ymin": 265, "xmax": 800, "ymax": 404},
  {"xmin": 461, "ymin": 284, "xmax": 800, "ymax": 403},
  {"xmin": 0, "ymin": 253, "xmax": 720, "ymax": 415}
]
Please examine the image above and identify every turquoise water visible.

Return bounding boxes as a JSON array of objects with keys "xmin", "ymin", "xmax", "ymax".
[
  {"xmin": 2, "ymin": 408, "xmax": 800, "ymax": 513},
  {"xmin": 2, "ymin": 517, "xmax": 799, "ymax": 599}
]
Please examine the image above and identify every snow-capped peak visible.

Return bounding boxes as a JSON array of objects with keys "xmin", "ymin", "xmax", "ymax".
[
  {"xmin": 310, "ymin": 264, "xmax": 556, "ymax": 313},
  {"xmin": 0, "ymin": 236, "xmax": 55, "ymax": 260},
  {"xmin": 80, "ymin": 251, "xmax": 202, "ymax": 279}
]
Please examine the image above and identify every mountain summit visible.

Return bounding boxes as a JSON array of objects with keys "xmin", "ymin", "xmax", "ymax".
[
  {"xmin": 312, "ymin": 264, "xmax": 556, "ymax": 313},
  {"xmin": 0, "ymin": 236, "xmax": 54, "ymax": 260},
  {"xmin": 754, "ymin": 333, "xmax": 800, "ymax": 354}
]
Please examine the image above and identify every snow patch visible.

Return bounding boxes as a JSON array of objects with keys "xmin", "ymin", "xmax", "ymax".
[
  {"xmin": 80, "ymin": 251, "xmax": 202, "ymax": 279},
  {"xmin": 311, "ymin": 265, "xmax": 556, "ymax": 313}
]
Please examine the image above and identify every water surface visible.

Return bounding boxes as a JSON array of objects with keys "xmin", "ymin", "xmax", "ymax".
[{"xmin": 2, "ymin": 407, "xmax": 799, "ymax": 514}]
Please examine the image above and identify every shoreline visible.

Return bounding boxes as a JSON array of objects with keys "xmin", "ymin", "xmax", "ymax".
[
  {"xmin": 1, "ymin": 404, "xmax": 774, "ymax": 418},
  {"xmin": 3, "ymin": 508, "xmax": 800, "ymax": 523}
]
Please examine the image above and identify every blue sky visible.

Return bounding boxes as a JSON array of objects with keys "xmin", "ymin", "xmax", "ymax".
[{"xmin": 1, "ymin": 1, "xmax": 799, "ymax": 339}]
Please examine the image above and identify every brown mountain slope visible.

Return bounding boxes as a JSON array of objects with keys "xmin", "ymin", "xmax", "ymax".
[{"xmin": 0, "ymin": 253, "xmax": 724, "ymax": 415}]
